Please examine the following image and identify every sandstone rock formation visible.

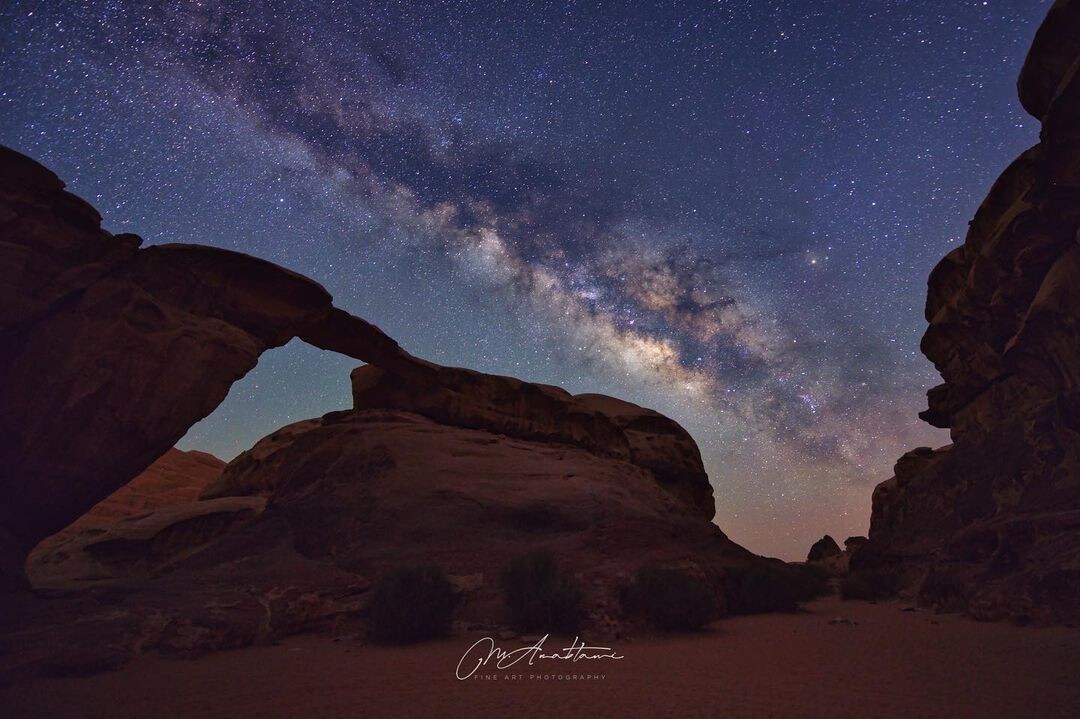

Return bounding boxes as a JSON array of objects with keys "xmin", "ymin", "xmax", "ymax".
[
  {"xmin": 3, "ymin": 381, "xmax": 761, "ymax": 680},
  {"xmin": 0, "ymin": 146, "xmax": 788, "ymax": 681},
  {"xmin": 854, "ymin": 0, "xmax": 1080, "ymax": 624},
  {"xmin": 27, "ymin": 496, "xmax": 266, "ymax": 591},
  {"xmin": 807, "ymin": 535, "xmax": 864, "ymax": 577},
  {"xmin": 843, "ymin": 537, "xmax": 868, "ymax": 553},
  {"xmin": 0, "ymin": 146, "xmax": 416, "ymax": 588}
]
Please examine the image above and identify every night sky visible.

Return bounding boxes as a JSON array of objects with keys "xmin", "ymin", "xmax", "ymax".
[{"xmin": 1, "ymin": 1, "xmax": 1049, "ymax": 558}]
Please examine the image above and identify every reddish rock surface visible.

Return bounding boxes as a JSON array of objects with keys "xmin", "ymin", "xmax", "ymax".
[
  {"xmin": 36, "ymin": 449, "xmax": 225, "ymax": 547},
  {"xmin": 27, "ymin": 496, "xmax": 266, "ymax": 591},
  {"xmin": 855, "ymin": 1, "xmax": 1080, "ymax": 624}
]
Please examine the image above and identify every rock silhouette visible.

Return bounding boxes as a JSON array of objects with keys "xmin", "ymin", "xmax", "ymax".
[
  {"xmin": 855, "ymin": 0, "xmax": 1080, "ymax": 624},
  {"xmin": 0, "ymin": 146, "xmax": 417, "ymax": 588},
  {"xmin": 807, "ymin": 536, "xmax": 842, "ymax": 563}
]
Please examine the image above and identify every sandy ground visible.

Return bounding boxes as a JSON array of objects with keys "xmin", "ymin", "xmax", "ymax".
[{"xmin": 2, "ymin": 597, "xmax": 1078, "ymax": 719}]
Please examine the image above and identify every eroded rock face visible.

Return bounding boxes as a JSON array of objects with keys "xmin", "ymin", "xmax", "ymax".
[
  {"xmin": 3, "ymin": 394, "xmax": 757, "ymax": 681},
  {"xmin": 856, "ymin": 1, "xmax": 1080, "ymax": 624},
  {"xmin": 206, "ymin": 360, "xmax": 717, "ymax": 518},
  {"xmin": 194, "ymin": 365, "xmax": 739, "ymax": 634},
  {"xmin": 27, "ymin": 496, "xmax": 267, "ymax": 591},
  {"xmin": 0, "ymin": 146, "xmax": 411, "ymax": 588}
]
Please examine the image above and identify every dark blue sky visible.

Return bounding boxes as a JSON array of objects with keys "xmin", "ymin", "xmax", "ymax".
[{"xmin": 0, "ymin": 0, "xmax": 1049, "ymax": 557}]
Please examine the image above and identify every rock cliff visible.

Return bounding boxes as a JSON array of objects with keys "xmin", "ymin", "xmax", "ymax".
[{"xmin": 854, "ymin": 0, "xmax": 1080, "ymax": 624}]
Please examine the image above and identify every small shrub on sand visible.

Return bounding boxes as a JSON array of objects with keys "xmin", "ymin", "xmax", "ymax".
[
  {"xmin": 500, "ymin": 550, "xmax": 581, "ymax": 633},
  {"xmin": 368, "ymin": 564, "xmax": 459, "ymax": 643},
  {"xmin": 725, "ymin": 563, "xmax": 829, "ymax": 614},
  {"xmin": 624, "ymin": 565, "xmax": 716, "ymax": 631},
  {"xmin": 840, "ymin": 571, "xmax": 898, "ymax": 601}
]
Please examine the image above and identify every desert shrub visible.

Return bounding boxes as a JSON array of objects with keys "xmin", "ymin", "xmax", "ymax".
[
  {"xmin": 500, "ymin": 550, "xmax": 581, "ymax": 632},
  {"xmin": 840, "ymin": 571, "xmax": 898, "ymax": 601},
  {"xmin": 625, "ymin": 565, "xmax": 716, "ymax": 631},
  {"xmin": 725, "ymin": 563, "xmax": 827, "ymax": 614},
  {"xmin": 786, "ymin": 563, "xmax": 832, "ymax": 599},
  {"xmin": 368, "ymin": 564, "xmax": 460, "ymax": 643},
  {"xmin": 917, "ymin": 569, "xmax": 966, "ymax": 611}
]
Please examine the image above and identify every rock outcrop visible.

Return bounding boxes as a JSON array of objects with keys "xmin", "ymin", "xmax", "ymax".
[
  {"xmin": 855, "ymin": 1, "xmax": 1080, "ymax": 624},
  {"xmin": 807, "ymin": 536, "xmax": 842, "ymax": 563},
  {"xmin": 0, "ymin": 146, "xmax": 416, "ymax": 588},
  {"xmin": 807, "ymin": 535, "xmax": 864, "ymax": 577},
  {"xmin": 201, "ymin": 406, "xmax": 752, "ymax": 629},
  {"xmin": 205, "ymin": 364, "xmax": 715, "ymax": 520},
  {"xmin": 27, "ymin": 496, "xmax": 266, "ymax": 591},
  {"xmin": 4, "ymin": 379, "xmax": 761, "ymax": 680}
]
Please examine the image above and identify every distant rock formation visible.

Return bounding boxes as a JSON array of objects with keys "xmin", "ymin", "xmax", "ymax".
[
  {"xmin": 806, "ymin": 534, "xmax": 865, "ymax": 577},
  {"xmin": 0, "ymin": 146, "xmax": 420, "ymax": 589},
  {"xmin": 807, "ymin": 536, "xmax": 842, "ymax": 563},
  {"xmin": 843, "ymin": 536, "xmax": 868, "ymax": 554},
  {"xmin": 855, "ymin": 0, "xmax": 1080, "ymax": 624}
]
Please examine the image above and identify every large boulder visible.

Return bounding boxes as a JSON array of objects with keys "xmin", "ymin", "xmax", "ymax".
[
  {"xmin": 855, "ymin": 1, "xmax": 1080, "ymax": 624},
  {"xmin": 0, "ymin": 146, "xmax": 413, "ymax": 588}
]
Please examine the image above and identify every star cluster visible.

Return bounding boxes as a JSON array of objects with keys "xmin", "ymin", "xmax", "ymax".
[{"xmin": 0, "ymin": 0, "xmax": 1047, "ymax": 557}]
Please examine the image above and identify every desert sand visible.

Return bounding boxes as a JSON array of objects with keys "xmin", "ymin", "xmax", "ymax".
[{"xmin": 3, "ymin": 596, "xmax": 1077, "ymax": 719}]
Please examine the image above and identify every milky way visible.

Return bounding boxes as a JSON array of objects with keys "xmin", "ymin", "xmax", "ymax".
[{"xmin": 0, "ymin": 1, "xmax": 1048, "ymax": 557}]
